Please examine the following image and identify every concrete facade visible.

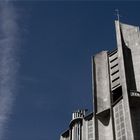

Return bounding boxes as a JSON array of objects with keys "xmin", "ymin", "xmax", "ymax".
[
  {"xmin": 60, "ymin": 110, "xmax": 94, "ymax": 140},
  {"xmin": 60, "ymin": 20, "xmax": 140, "ymax": 140},
  {"xmin": 92, "ymin": 21, "xmax": 140, "ymax": 140}
]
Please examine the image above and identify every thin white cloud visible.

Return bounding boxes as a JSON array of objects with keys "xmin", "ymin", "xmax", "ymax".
[{"xmin": 0, "ymin": 1, "xmax": 20, "ymax": 139}]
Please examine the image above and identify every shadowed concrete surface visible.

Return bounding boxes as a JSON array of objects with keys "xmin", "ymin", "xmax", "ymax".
[{"xmin": 60, "ymin": 21, "xmax": 140, "ymax": 140}]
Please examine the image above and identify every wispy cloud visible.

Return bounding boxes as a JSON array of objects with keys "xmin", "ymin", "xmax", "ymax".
[{"xmin": 0, "ymin": 1, "xmax": 20, "ymax": 139}]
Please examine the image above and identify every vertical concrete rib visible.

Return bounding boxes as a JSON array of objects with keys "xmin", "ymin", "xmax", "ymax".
[
  {"xmin": 117, "ymin": 21, "xmax": 140, "ymax": 140},
  {"xmin": 115, "ymin": 20, "xmax": 134, "ymax": 140},
  {"xmin": 93, "ymin": 51, "xmax": 113, "ymax": 140}
]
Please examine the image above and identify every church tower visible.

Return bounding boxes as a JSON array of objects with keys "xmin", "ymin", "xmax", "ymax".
[{"xmin": 92, "ymin": 20, "xmax": 140, "ymax": 140}]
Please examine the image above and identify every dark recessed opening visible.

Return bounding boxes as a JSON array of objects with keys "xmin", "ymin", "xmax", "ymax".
[
  {"xmin": 111, "ymin": 63, "xmax": 118, "ymax": 69},
  {"xmin": 110, "ymin": 57, "xmax": 118, "ymax": 63},
  {"xmin": 111, "ymin": 70, "xmax": 119, "ymax": 76},
  {"xmin": 112, "ymin": 77, "xmax": 120, "ymax": 83},
  {"xmin": 112, "ymin": 86, "xmax": 122, "ymax": 103}
]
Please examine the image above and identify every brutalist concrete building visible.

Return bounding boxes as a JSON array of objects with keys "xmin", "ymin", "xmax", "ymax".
[
  {"xmin": 60, "ymin": 20, "xmax": 140, "ymax": 140},
  {"xmin": 60, "ymin": 110, "xmax": 94, "ymax": 140}
]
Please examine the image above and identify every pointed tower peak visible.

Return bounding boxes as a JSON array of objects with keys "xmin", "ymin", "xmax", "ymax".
[{"xmin": 115, "ymin": 9, "xmax": 121, "ymax": 22}]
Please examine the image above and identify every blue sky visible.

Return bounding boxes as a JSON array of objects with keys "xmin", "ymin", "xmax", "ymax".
[{"xmin": 1, "ymin": 1, "xmax": 140, "ymax": 140}]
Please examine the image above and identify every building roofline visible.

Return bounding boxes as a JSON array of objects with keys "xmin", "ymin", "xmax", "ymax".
[
  {"xmin": 61, "ymin": 129, "xmax": 69, "ymax": 137},
  {"xmin": 84, "ymin": 112, "xmax": 93, "ymax": 120}
]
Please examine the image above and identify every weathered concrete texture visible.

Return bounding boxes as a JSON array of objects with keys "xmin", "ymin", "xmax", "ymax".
[
  {"xmin": 118, "ymin": 22, "xmax": 140, "ymax": 140},
  {"xmin": 93, "ymin": 51, "xmax": 114, "ymax": 140},
  {"xmin": 115, "ymin": 21, "xmax": 134, "ymax": 140},
  {"xmin": 115, "ymin": 21, "xmax": 140, "ymax": 140},
  {"xmin": 113, "ymin": 99, "xmax": 126, "ymax": 139},
  {"xmin": 120, "ymin": 23, "xmax": 140, "ymax": 91},
  {"xmin": 60, "ymin": 21, "xmax": 140, "ymax": 140},
  {"xmin": 94, "ymin": 51, "xmax": 111, "ymax": 113}
]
